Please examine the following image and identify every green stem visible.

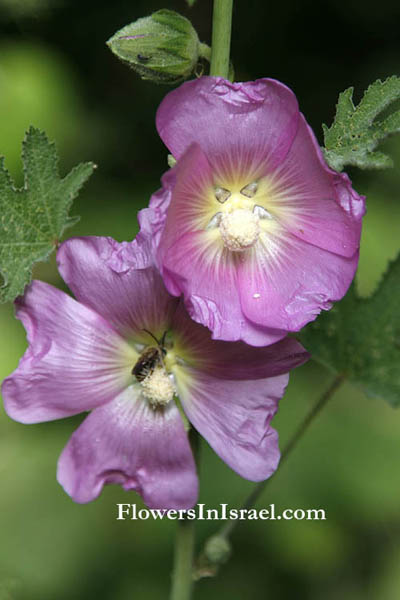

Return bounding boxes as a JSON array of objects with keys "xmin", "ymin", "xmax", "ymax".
[
  {"xmin": 170, "ymin": 5, "xmax": 234, "ymax": 594},
  {"xmin": 198, "ymin": 373, "xmax": 345, "ymax": 566},
  {"xmin": 169, "ymin": 430, "xmax": 200, "ymax": 600},
  {"xmin": 210, "ymin": 0, "xmax": 233, "ymax": 78},
  {"xmin": 198, "ymin": 42, "xmax": 212, "ymax": 63},
  {"xmin": 170, "ymin": 517, "xmax": 196, "ymax": 600}
]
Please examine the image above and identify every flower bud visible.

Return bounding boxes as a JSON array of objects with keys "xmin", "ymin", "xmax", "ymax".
[
  {"xmin": 204, "ymin": 535, "xmax": 231, "ymax": 565},
  {"xmin": 107, "ymin": 9, "xmax": 200, "ymax": 84}
]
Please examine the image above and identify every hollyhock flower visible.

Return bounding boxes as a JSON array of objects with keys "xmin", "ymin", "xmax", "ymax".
[
  {"xmin": 143, "ymin": 76, "xmax": 365, "ymax": 346},
  {"xmin": 2, "ymin": 235, "xmax": 308, "ymax": 509}
]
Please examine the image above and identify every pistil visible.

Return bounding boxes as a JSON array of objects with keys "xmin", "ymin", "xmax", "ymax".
[
  {"xmin": 218, "ymin": 208, "xmax": 260, "ymax": 252},
  {"xmin": 141, "ymin": 366, "xmax": 175, "ymax": 408}
]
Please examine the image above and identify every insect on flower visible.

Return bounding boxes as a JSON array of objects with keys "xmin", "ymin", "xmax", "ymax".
[
  {"xmin": 132, "ymin": 329, "xmax": 167, "ymax": 382},
  {"xmin": 1, "ymin": 234, "xmax": 309, "ymax": 510}
]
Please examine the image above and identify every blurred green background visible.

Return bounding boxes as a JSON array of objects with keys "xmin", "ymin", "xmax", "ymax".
[{"xmin": 1, "ymin": 1, "xmax": 400, "ymax": 598}]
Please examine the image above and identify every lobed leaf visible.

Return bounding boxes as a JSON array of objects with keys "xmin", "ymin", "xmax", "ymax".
[
  {"xmin": 323, "ymin": 76, "xmax": 400, "ymax": 171},
  {"xmin": 299, "ymin": 254, "xmax": 400, "ymax": 407},
  {"xmin": 0, "ymin": 127, "xmax": 95, "ymax": 303}
]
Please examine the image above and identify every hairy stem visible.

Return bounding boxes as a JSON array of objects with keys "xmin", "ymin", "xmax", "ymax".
[
  {"xmin": 170, "ymin": 4, "xmax": 234, "ymax": 594},
  {"xmin": 169, "ymin": 430, "xmax": 200, "ymax": 600},
  {"xmin": 170, "ymin": 517, "xmax": 196, "ymax": 600},
  {"xmin": 198, "ymin": 42, "xmax": 212, "ymax": 63},
  {"xmin": 198, "ymin": 373, "xmax": 345, "ymax": 566},
  {"xmin": 210, "ymin": 0, "xmax": 233, "ymax": 78}
]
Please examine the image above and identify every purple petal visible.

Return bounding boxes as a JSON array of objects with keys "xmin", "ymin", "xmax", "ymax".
[
  {"xmin": 156, "ymin": 144, "xmax": 214, "ymax": 270},
  {"xmin": 162, "ymin": 229, "xmax": 286, "ymax": 345},
  {"xmin": 57, "ymin": 387, "xmax": 198, "ymax": 509},
  {"xmin": 156, "ymin": 77, "xmax": 300, "ymax": 173},
  {"xmin": 154, "ymin": 147, "xmax": 241, "ymax": 335},
  {"xmin": 137, "ymin": 167, "xmax": 176, "ymax": 263},
  {"xmin": 177, "ymin": 367, "xmax": 286, "ymax": 481},
  {"xmin": 2, "ymin": 281, "xmax": 134, "ymax": 423},
  {"xmin": 149, "ymin": 78, "xmax": 365, "ymax": 345},
  {"xmin": 155, "ymin": 144, "xmax": 287, "ymax": 345},
  {"xmin": 172, "ymin": 302, "xmax": 309, "ymax": 378},
  {"xmin": 267, "ymin": 115, "xmax": 365, "ymax": 257},
  {"xmin": 57, "ymin": 237, "xmax": 178, "ymax": 341},
  {"xmin": 239, "ymin": 231, "xmax": 359, "ymax": 331}
]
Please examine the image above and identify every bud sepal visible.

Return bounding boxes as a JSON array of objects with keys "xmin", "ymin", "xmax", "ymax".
[{"xmin": 107, "ymin": 9, "xmax": 200, "ymax": 84}]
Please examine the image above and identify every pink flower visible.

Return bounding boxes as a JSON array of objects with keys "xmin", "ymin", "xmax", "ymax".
[
  {"xmin": 2, "ymin": 235, "xmax": 308, "ymax": 509},
  {"xmin": 144, "ymin": 77, "xmax": 365, "ymax": 345}
]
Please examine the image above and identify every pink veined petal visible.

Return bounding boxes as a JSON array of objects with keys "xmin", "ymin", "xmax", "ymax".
[
  {"xmin": 150, "ymin": 77, "xmax": 365, "ymax": 345},
  {"xmin": 162, "ymin": 229, "xmax": 286, "ymax": 345},
  {"xmin": 137, "ymin": 167, "xmax": 176, "ymax": 264},
  {"xmin": 266, "ymin": 114, "xmax": 365, "ymax": 257},
  {"xmin": 2, "ymin": 281, "xmax": 134, "ymax": 424},
  {"xmin": 332, "ymin": 168, "xmax": 366, "ymax": 222},
  {"xmin": 156, "ymin": 143, "xmax": 215, "ymax": 267},
  {"xmin": 239, "ymin": 230, "xmax": 359, "ymax": 332},
  {"xmin": 155, "ymin": 144, "xmax": 286, "ymax": 344},
  {"xmin": 171, "ymin": 301, "xmax": 309, "ymax": 378},
  {"xmin": 57, "ymin": 386, "xmax": 198, "ymax": 509},
  {"xmin": 176, "ymin": 367, "xmax": 287, "ymax": 481},
  {"xmin": 57, "ymin": 237, "xmax": 178, "ymax": 341},
  {"xmin": 156, "ymin": 77, "xmax": 300, "ymax": 175}
]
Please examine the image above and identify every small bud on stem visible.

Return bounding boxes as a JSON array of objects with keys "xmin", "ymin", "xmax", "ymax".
[{"xmin": 107, "ymin": 9, "xmax": 202, "ymax": 84}]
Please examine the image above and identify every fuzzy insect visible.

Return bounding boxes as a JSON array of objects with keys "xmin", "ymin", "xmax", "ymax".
[{"xmin": 132, "ymin": 330, "xmax": 167, "ymax": 382}]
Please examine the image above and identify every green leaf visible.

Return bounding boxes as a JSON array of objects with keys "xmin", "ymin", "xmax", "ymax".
[
  {"xmin": 0, "ymin": 127, "xmax": 95, "ymax": 303},
  {"xmin": 186, "ymin": 0, "xmax": 197, "ymax": 6},
  {"xmin": 323, "ymin": 76, "xmax": 400, "ymax": 171},
  {"xmin": 299, "ymin": 255, "xmax": 400, "ymax": 407}
]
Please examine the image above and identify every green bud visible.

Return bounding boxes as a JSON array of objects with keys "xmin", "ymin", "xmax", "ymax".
[
  {"xmin": 107, "ymin": 9, "xmax": 200, "ymax": 84},
  {"xmin": 204, "ymin": 535, "xmax": 231, "ymax": 565}
]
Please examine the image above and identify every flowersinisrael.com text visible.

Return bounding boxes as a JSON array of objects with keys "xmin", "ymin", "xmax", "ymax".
[{"xmin": 116, "ymin": 503, "xmax": 326, "ymax": 521}]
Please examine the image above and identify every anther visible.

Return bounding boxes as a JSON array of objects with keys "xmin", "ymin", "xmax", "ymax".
[
  {"xmin": 240, "ymin": 181, "xmax": 258, "ymax": 198},
  {"xmin": 253, "ymin": 205, "xmax": 273, "ymax": 219},
  {"xmin": 214, "ymin": 187, "xmax": 231, "ymax": 203},
  {"xmin": 206, "ymin": 212, "xmax": 223, "ymax": 230}
]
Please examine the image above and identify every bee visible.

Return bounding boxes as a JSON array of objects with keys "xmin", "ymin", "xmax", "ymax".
[{"xmin": 132, "ymin": 330, "xmax": 167, "ymax": 382}]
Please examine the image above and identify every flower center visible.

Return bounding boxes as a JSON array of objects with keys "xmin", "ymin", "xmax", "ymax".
[
  {"xmin": 140, "ymin": 366, "xmax": 175, "ymax": 408},
  {"xmin": 219, "ymin": 208, "xmax": 260, "ymax": 252}
]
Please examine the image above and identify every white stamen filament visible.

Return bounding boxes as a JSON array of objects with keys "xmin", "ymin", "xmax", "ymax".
[
  {"xmin": 219, "ymin": 208, "xmax": 260, "ymax": 252},
  {"xmin": 141, "ymin": 366, "xmax": 175, "ymax": 408}
]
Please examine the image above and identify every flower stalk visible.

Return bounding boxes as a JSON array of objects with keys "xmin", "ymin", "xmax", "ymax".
[
  {"xmin": 224, "ymin": 373, "xmax": 345, "ymax": 535},
  {"xmin": 170, "ymin": 429, "xmax": 200, "ymax": 600},
  {"xmin": 210, "ymin": 0, "xmax": 233, "ymax": 78},
  {"xmin": 170, "ymin": 2, "xmax": 234, "ymax": 596},
  {"xmin": 170, "ymin": 508, "xmax": 196, "ymax": 600},
  {"xmin": 197, "ymin": 373, "xmax": 345, "ymax": 574}
]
